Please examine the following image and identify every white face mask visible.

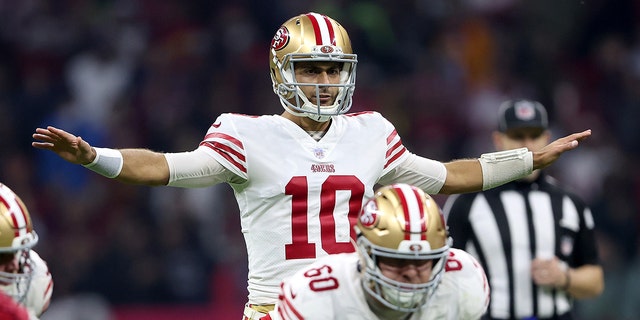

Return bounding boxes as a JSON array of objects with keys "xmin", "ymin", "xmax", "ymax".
[
  {"xmin": 273, "ymin": 54, "xmax": 357, "ymax": 122},
  {"xmin": 0, "ymin": 250, "xmax": 34, "ymax": 304},
  {"xmin": 358, "ymin": 239, "xmax": 449, "ymax": 312}
]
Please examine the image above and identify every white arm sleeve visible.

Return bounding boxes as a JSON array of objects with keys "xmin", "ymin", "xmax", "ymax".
[
  {"xmin": 164, "ymin": 146, "xmax": 239, "ymax": 187},
  {"xmin": 478, "ymin": 147, "xmax": 533, "ymax": 190},
  {"xmin": 378, "ymin": 153, "xmax": 447, "ymax": 194}
]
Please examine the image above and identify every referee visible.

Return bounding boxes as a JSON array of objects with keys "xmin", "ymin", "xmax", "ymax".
[{"xmin": 443, "ymin": 100, "xmax": 604, "ymax": 320}]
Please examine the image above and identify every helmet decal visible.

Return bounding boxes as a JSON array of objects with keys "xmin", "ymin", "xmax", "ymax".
[
  {"xmin": 359, "ymin": 200, "xmax": 378, "ymax": 228},
  {"xmin": 320, "ymin": 46, "xmax": 334, "ymax": 53},
  {"xmin": 271, "ymin": 26, "xmax": 290, "ymax": 51},
  {"xmin": 305, "ymin": 12, "xmax": 336, "ymax": 46},
  {"xmin": 390, "ymin": 184, "xmax": 427, "ymax": 241}
]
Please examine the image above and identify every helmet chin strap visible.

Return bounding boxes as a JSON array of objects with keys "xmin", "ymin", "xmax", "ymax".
[{"xmin": 281, "ymin": 94, "xmax": 334, "ymax": 123}]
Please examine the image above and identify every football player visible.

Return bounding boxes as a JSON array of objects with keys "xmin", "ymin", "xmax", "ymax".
[
  {"xmin": 32, "ymin": 12, "xmax": 588, "ymax": 319},
  {"xmin": 0, "ymin": 183, "xmax": 53, "ymax": 320},
  {"xmin": 272, "ymin": 183, "xmax": 489, "ymax": 320}
]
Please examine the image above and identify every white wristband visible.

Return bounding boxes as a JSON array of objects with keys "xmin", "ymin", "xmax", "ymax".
[
  {"xmin": 82, "ymin": 147, "xmax": 123, "ymax": 178},
  {"xmin": 478, "ymin": 147, "xmax": 533, "ymax": 190}
]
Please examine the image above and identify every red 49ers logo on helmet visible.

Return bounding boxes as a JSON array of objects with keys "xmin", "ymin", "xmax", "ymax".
[
  {"xmin": 359, "ymin": 200, "xmax": 379, "ymax": 228},
  {"xmin": 320, "ymin": 46, "xmax": 334, "ymax": 53},
  {"xmin": 271, "ymin": 26, "xmax": 290, "ymax": 51}
]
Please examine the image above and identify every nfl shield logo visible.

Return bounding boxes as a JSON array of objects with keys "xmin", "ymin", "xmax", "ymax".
[
  {"xmin": 515, "ymin": 101, "xmax": 536, "ymax": 120},
  {"xmin": 313, "ymin": 148, "xmax": 325, "ymax": 159},
  {"xmin": 561, "ymin": 236, "xmax": 574, "ymax": 256}
]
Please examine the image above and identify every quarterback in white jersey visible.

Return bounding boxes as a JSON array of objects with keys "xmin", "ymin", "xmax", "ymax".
[
  {"xmin": 273, "ymin": 184, "xmax": 489, "ymax": 320},
  {"xmin": 0, "ymin": 183, "xmax": 53, "ymax": 320},
  {"xmin": 196, "ymin": 111, "xmax": 443, "ymax": 305},
  {"xmin": 32, "ymin": 11, "xmax": 589, "ymax": 320}
]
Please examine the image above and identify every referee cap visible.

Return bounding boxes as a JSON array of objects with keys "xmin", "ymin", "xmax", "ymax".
[{"xmin": 498, "ymin": 99, "xmax": 548, "ymax": 132}]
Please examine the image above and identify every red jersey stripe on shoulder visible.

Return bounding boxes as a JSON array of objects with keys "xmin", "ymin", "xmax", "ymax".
[
  {"xmin": 200, "ymin": 141, "xmax": 247, "ymax": 173},
  {"xmin": 386, "ymin": 130, "xmax": 398, "ymax": 145},
  {"xmin": 44, "ymin": 276, "xmax": 53, "ymax": 297},
  {"xmin": 200, "ymin": 139, "xmax": 246, "ymax": 162},
  {"xmin": 384, "ymin": 148, "xmax": 406, "ymax": 169},
  {"xmin": 203, "ymin": 132, "xmax": 244, "ymax": 149},
  {"xmin": 385, "ymin": 138, "xmax": 403, "ymax": 159},
  {"xmin": 384, "ymin": 130, "xmax": 407, "ymax": 169}
]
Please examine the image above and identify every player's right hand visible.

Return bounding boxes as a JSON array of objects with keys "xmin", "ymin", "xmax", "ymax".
[{"xmin": 32, "ymin": 126, "xmax": 96, "ymax": 165}]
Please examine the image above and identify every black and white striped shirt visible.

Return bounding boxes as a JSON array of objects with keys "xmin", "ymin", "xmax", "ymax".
[{"xmin": 443, "ymin": 173, "xmax": 599, "ymax": 320}]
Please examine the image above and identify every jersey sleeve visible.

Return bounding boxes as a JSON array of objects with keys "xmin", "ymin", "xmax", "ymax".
[
  {"xmin": 24, "ymin": 251, "xmax": 53, "ymax": 317},
  {"xmin": 379, "ymin": 153, "xmax": 447, "ymax": 194},
  {"xmin": 371, "ymin": 112, "xmax": 446, "ymax": 194},
  {"xmin": 165, "ymin": 147, "xmax": 234, "ymax": 187},
  {"xmin": 198, "ymin": 113, "xmax": 249, "ymax": 179},
  {"xmin": 272, "ymin": 255, "xmax": 364, "ymax": 320},
  {"xmin": 376, "ymin": 112, "xmax": 411, "ymax": 177},
  {"xmin": 445, "ymin": 249, "xmax": 490, "ymax": 320},
  {"xmin": 273, "ymin": 267, "xmax": 338, "ymax": 320}
]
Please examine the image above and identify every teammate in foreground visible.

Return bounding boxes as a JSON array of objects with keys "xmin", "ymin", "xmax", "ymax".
[
  {"xmin": 272, "ymin": 183, "xmax": 489, "ymax": 320},
  {"xmin": 0, "ymin": 183, "xmax": 53, "ymax": 320},
  {"xmin": 32, "ymin": 12, "xmax": 588, "ymax": 319}
]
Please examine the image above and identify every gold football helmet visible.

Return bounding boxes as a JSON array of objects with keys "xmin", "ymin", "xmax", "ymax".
[
  {"xmin": 0, "ymin": 183, "xmax": 39, "ymax": 304},
  {"xmin": 269, "ymin": 12, "xmax": 357, "ymax": 122},
  {"xmin": 356, "ymin": 183, "xmax": 451, "ymax": 312}
]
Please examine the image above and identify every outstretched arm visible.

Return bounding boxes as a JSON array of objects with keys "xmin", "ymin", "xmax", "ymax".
[
  {"xmin": 32, "ymin": 126, "xmax": 170, "ymax": 185},
  {"xmin": 439, "ymin": 129, "xmax": 591, "ymax": 194}
]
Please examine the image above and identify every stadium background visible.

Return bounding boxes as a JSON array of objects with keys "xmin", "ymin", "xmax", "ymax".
[{"xmin": 0, "ymin": 1, "xmax": 638, "ymax": 319}]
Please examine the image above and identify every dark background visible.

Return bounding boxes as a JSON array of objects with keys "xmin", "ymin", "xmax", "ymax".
[{"xmin": 0, "ymin": 1, "xmax": 637, "ymax": 319}]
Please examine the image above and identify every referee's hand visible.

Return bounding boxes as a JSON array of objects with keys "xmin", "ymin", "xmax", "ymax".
[{"xmin": 531, "ymin": 256, "xmax": 568, "ymax": 289}]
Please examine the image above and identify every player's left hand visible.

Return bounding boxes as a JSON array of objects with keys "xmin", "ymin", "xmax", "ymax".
[
  {"xmin": 532, "ymin": 129, "xmax": 591, "ymax": 170},
  {"xmin": 32, "ymin": 126, "xmax": 96, "ymax": 165}
]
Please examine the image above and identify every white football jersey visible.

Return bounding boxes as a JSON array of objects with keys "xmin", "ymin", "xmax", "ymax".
[
  {"xmin": 199, "ymin": 112, "xmax": 414, "ymax": 304},
  {"xmin": 2, "ymin": 250, "xmax": 53, "ymax": 320},
  {"xmin": 273, "ymin": 248, "xmax": 490, "ymax": 320}
]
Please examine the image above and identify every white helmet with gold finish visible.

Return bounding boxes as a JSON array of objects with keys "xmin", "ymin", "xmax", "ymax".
[
  {"xmin": 356, "ymin": 183, "xmax": 451, "ymax": 312},
  {"xmin": 269, "ymin": 12, "xmax": 357, "ymax": 122}
]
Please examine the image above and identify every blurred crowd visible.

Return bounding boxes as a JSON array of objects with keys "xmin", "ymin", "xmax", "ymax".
[{"xmin": 0, "ymin": 0, "xmax": 638, "ymax": 319}]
